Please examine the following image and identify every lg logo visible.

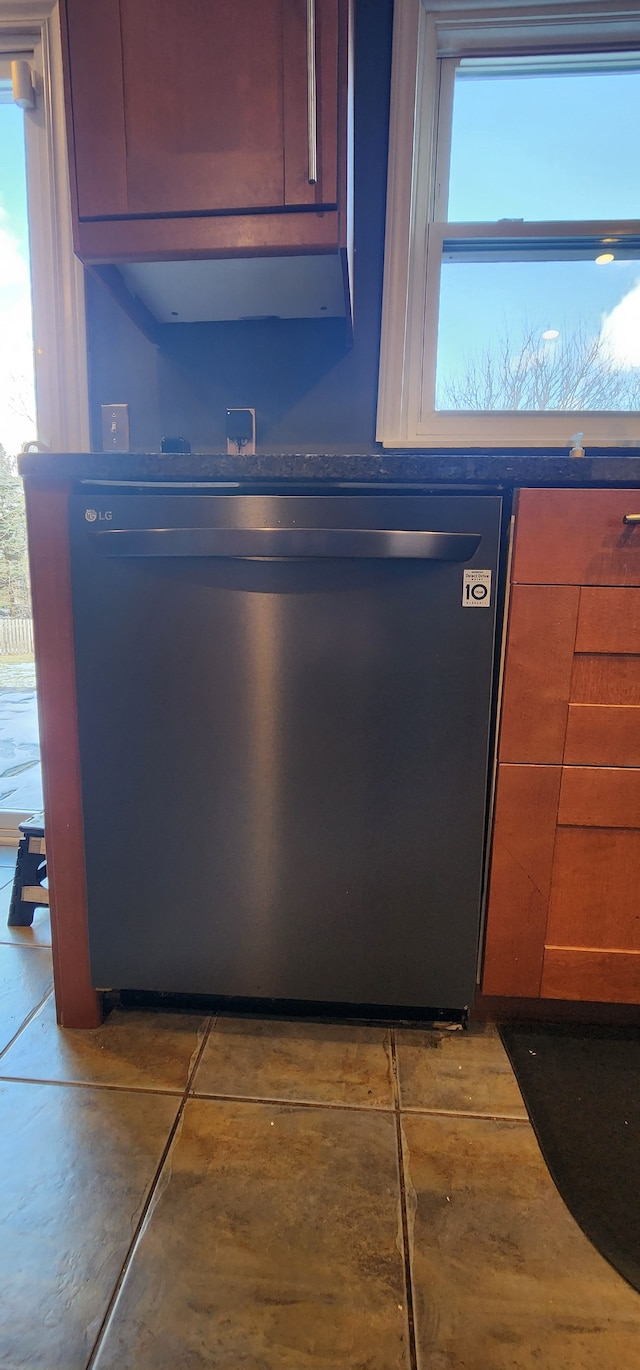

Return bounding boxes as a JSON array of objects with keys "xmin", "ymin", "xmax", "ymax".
[{"xmin": 84, "ymin": 509, "xmax": 112, "ymax": 522}]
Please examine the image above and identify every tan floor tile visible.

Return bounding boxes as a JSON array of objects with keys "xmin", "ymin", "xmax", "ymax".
[
  {"xmin": 192, "ymin": 1014, "xmax": 394, "ymax": 1107},
  {"xmin": 0, "ymin": 942, "xmax": 52, "ymax": 1054},
  {"xmin": 0, "ymin": 906, "xmax": 51, "ymax": 946},
  {"xmin": 0, "ymin": 1079, "xmax": 179, "ymax": 1370},
  {"xmin": 0, "ymin": 995, "xmax": 208, "ymax": 1091},
  {"xmin": 93, "ymin": 1097, "xmax": 409, "ymax": 1370},
  {"xmin": 396, "ymin": 1022, "xmax": 527, "ymax": 1117},
  {"xmin": 403, "ymin": 1112, "xmax": 640, "ymax": 1369}
]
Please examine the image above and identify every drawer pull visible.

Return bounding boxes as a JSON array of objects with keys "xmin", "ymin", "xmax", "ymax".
[{"xmin": 623, "ymin": 513, "xmax": 640, "ymax": 525}]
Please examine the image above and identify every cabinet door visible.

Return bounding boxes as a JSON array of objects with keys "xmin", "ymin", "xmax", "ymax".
[
  {"xmin": 64, "ymin": 0, "xmax": 339, "ymax": 220},
  {"xmin": 542, "ymin": 806, "xmax": 640, "ymax": 1004}
]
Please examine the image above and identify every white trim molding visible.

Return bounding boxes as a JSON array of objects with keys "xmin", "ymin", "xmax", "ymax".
[{"xmin": 377, "ymin": 0, "xmax": 640, "ymax": 449}]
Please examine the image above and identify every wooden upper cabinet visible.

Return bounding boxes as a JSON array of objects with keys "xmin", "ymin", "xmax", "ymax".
[{"xmin": 61, "ymin": 0, "xmax": 349, "ymax": 264}]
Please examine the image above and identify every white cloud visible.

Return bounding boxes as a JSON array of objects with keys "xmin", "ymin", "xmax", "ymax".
[
  {"xmin": 600, "ymin": 277, "xmax": 640, "ymax": 369},
  {"xmin": 0, "ymin": 225, "xmax": 29, "ymax": 291},
  {"xmin": 0, "ymin": 217, "xmax": 35, "ymax": 455}
]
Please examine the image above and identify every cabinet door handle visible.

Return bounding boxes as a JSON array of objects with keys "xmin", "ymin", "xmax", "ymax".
[
  {"xmin": 623, "ymin": 513, "xmax": 640, "ymax": 525},
  {"xmin": 307, "ymin": 0, "xmax": 318, "ymax": 184}
]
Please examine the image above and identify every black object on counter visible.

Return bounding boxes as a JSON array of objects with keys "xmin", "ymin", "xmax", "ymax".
[{"xmin": 160, "ymin": 436, "xmax": 191, "ymax": 454}]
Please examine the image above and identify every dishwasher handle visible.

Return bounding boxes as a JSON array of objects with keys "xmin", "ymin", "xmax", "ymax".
[{"xmin": 92, "ymin": 527, "xmax": 482, "ymax": 561}]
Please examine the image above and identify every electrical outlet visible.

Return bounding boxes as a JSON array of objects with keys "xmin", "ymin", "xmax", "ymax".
[
  {"xmin": 226, "ymin": 407, "xmax": 256, "ymax": 456},
  {"xmin": 101, "ymin": 403, "xmax": 130, "ymax": 452}
]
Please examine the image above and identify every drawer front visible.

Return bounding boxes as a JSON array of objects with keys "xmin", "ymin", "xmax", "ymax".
[
  {"xmin": 570, "ymin": 654, "xmax": 640, "ymax": 705},
  {"xmin": 541, "ymin": 948, "xmax": 640, "ymax": 1003},
  {"xmin": 564, "ymin": 704, "xmax": 640, "ymax": 766},
  {"xmin": 513, "ymin": 489, "xmax": 640, "ymax": 586},
  {"xmin": 546, "ymin": 827, "xmax": 640, "ymax": 951},
  {"xmin": 575, "ymin": 587, "xmax": 640, "ymax": 653},
  {"xmin": 558, "ymin": 766, "xmax": 640, "ymax": 828},
  {"xmin": 542, "ymin": 796, "xmax": 640, "ymax": 1004}
]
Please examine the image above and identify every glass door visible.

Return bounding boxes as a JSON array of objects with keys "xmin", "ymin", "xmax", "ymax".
[{"xmin": 0, "ymin": 61, "xmax": 42, "ymax": 829}]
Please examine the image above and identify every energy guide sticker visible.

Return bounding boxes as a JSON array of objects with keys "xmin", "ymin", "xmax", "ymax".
[{"xmin": 462, "ymin": 569, "xmax": 492, "ymax": 607}]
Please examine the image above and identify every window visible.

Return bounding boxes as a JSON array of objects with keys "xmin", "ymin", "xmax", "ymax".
[
  {"xmin": 0, "ymin": 60, "xmax": 36, "ymax": 458},
  {"xmin": 0, "ymin": 5, "xmax": 88, "ymax": 835},
  {"xmin": 377, "ymin": 0, "xmax": 640, "ymax": 448},
  {"xmin": 0, "ymin": 5, "xmax": 88, "ymax": 454}
]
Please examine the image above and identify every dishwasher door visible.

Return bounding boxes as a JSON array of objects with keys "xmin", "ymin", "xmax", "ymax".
[{"xmin": 69, "ymin": 490, "xmax": 502, "ymax": 1010}]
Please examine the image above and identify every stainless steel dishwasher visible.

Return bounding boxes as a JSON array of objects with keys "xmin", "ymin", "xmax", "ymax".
[{"xmin": 69, "ymin": 488, "xmax": 503, "ymax": 1011}]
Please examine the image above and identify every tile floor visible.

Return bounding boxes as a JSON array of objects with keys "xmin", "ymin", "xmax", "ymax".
[{"xmin": 1, "ymin": 848, "xmax": 640, "ymax": 1369}]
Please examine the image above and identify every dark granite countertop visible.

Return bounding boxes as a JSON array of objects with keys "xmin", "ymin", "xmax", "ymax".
[{"xmin": 18, "ymin": 448, "xmax": 640, "ymax": 486}]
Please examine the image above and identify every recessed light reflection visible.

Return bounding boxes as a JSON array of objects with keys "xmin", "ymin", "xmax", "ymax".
[
  {"xmin": 595, "ymin": 253, "xmax": 615, "ymax": 264},
  {"xmin": 541, "ymin": 329, "xmax": 560, "ymax": 340}
]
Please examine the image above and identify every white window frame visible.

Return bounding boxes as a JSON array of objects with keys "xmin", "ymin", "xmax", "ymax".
[
  {"xmin": 0, "ymin": 1, "xmax": 88, "ymax": 453},
  {"xmin": 377, "ymin": 0, "xmax": 640, "ymax": 449}
]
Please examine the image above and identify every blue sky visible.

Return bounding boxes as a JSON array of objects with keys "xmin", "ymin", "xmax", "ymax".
[
  {"xmin": 0, "ymin": 97, "xmax": 35, "ymax": 457},
  {"xmin": 448, "ymin": 68, "xmax": 640, "ymax": 222},
  {"xmin": 438, "ymin": 64, "xmax": 640, "ymax": 407}
]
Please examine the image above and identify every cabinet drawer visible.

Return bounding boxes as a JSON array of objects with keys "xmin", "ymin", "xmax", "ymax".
[
  {"xmin": 564, "ymin": 705, "xmax": 640, "ymax": 766},
  {"xmin": 513, "ymin": 489, "xmax": 640, "ymax": 586},
  {"xmin": 541, "ymin": 948, "xmax": 640, "ymax": 1004},
  {"xmin": 571, "ymin": 654, "xmax": 640, "ymax": 705},
  {"xmin": 547, "ymin": 828, "xmax": 640, "ymax": 951},
  {"xmin": 575, "ymin": 587, "xmax": 640, "ymax": 653},
  {"xmin": 558, "ymin": 766, "xmax": 640, "ymax": 828}
]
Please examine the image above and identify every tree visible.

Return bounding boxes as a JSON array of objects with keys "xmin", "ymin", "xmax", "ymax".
[
  {"xmin": 4, "ymin": 368, "xmax": 37, "ymax": 439},
  {"xmin": 0, "ymin": 445, "xmax": 31, "ymax": 615},
  {"xmin": 438, "ymin": 321, "xmax": 640, "ymax": 412}
]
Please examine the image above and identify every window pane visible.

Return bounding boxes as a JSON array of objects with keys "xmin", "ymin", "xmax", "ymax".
[
  {"xmin": 435, "ymin": 255, "xmax": 640, "ymax": 411},
  {"xmin": 0, "ymin": 98, "xmax": 41, "ymax": 815},
  {"xmin": 448, "ymin": 58, "xmax": 640, "ymax": 222},
  {"xmin": 0, "ymin": 101, "xmax": 36, "ymax": 457}
]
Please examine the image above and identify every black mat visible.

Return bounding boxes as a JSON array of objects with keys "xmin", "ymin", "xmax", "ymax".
[{"xmin": 500, "ymin": 1021, "xmax": 640, "ymax": 1293}]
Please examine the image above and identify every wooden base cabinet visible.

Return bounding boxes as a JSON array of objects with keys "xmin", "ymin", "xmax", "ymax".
[
  {"xmin": 24, "ymin": 479, "xmax": 102, "ymax": 1027},
  {"xmin": 483, "ymin": 488, "xmax": 640, "ymax": 1005}
]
